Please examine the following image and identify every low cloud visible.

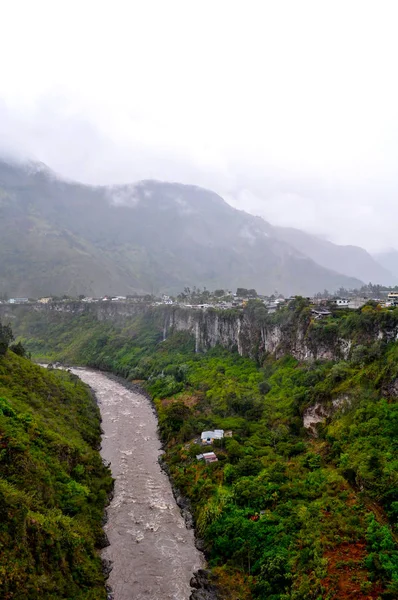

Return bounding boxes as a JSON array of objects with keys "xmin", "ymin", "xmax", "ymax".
[{"xmin": 1, "ymin": 1, "xmax": 398, "ymax": 253}]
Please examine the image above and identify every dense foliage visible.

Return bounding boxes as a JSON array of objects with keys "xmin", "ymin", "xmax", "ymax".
[
  {"xmin": 0, "ymin": 336, "xmax": 113, "ymax": 599},
  {"xmin": 9, "ymin": 306, "xmax": 398, "ymax": 599},
  {"xmin": 0, "ymin": 320, "xmax": 13, "ymax": 356}
]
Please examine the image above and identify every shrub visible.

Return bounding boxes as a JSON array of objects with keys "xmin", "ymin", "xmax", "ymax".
[{"xmin": 0, "ymin": 320, "xmax": 13, "ymax": 356}]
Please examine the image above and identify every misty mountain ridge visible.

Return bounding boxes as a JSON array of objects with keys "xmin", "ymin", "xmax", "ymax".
[
  {"xmin": 373, "ymin": 249, "xmax": 398, "ymax": 280},
  {"xmin": 0, "ymin": 157, "xmax": 393, "ymax": 297},
  {"xmin": 275, "ymin": 225, "xmax": 395, "ymax": 286}
]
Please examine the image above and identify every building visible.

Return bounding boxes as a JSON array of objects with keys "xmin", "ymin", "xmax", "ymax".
[
  {"xmin": 311, "ymin": 308, "xmax": 332, "ymax": 319},
  {"xmin": 333, "ymin": 298, "xmax": 349, "ymax": 308},
  {"xmin": 201, "ymin": 429, "xmax": 224, "ymax": 445},
  {"xmin": 266, "ymin": 303, "xmax": 278, "ymax": 314},
  {"xmin": 348, "ymin": 297, "xmax": 368, "ymax": 310},
  {"xmin": 38, "ymin": 297, "xmax": 52, "ymax": 304},
  {"xmin": 196, "ymin": 452, "xmax": 218, "ymax": 463},
  {"xmin": 9, "ymin": 298, "xmax": 29, "ymax": 304},
  {"xmin": 388, "ymin": 292, "xmax": 398, "ymax": 306},
  {"xmin": 202, "ymin": 452, "xmax": 218, "ymax": 464}
]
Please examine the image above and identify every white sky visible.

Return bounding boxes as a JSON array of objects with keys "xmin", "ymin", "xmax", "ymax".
[{"xmin": 1, "ymin": 0, "xmax": 398, "ymax": 251}]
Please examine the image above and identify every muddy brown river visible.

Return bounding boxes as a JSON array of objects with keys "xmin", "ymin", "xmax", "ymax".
[{"xmin": 71, "ymin": 368, "xmax": 203, "ymax": 600}]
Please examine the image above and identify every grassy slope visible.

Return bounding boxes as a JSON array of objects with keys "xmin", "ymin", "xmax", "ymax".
[
  {"xmin": 0, "ymin": 351, "xmax": 113, "ymax": 600},
  {"xmin": 12, "ymin": 306, "xmax": 398, "ymax": 599}
]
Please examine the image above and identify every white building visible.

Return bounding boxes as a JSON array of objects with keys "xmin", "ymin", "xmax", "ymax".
[
  {"xmin": 201, "ymin": 429, "xmax": 224, "ymax": 445},
  {"xmin": 9, "ymin": 298, "xmax": 29, "ymax": 304},
  {"xmin": 333, "ymin": 298, "xmax": 349, "ymax": 308}
]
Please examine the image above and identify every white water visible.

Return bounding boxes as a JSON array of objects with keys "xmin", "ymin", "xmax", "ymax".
[{"xmin": 71, "ymin": 368, "xmax": 203, "ymax": 600}]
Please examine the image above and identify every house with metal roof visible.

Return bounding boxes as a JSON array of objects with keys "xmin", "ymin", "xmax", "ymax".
[
  {"xmin": 202, "ymin": 452, "xmax": 218, "ymax": 463},
  {"xmin": 201, "ymin": 429, "xmax": 224, "ymax": 445}
]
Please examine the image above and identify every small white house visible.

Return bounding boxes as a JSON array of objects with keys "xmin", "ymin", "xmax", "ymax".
[
  {"xmin": 201, "ymin": 430, "xmax": 224, "ymax": 445},
  {"xmin": 333, "ymin": 298, "xmax": 349, "ymax": 308}
]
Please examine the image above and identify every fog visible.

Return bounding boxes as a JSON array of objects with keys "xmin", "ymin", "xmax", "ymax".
[{"xmin": 1, "ymin": 0, "xmax": 398, "ymax": 252}]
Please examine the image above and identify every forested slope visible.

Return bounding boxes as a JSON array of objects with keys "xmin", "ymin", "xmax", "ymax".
[
  {"xmin": 9, "ymin": 304, "xmax": 398, "ymax": 599},
  {"xmin": 0, "ymin": 325, "xmax": 113, "ymax": 599}
]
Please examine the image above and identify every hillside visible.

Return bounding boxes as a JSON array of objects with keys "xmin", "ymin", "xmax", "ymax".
[
  {"xmin": 0, "ymin": 330, "xmax": 113, "ymax": 599},
  {"xmin": 9, "ymin": 300, "xmax": 398, "ymax": 599},
  {"xmin": 275, "ymin": 226, "xmax": 394, "ymax": 285},
  {"xmin": 0, "ymin": 158, "xmax": 365, "ymax": 297},
  {"xmin": 374, "ymin": 249, "xmax": 398, "ymax": 280}
]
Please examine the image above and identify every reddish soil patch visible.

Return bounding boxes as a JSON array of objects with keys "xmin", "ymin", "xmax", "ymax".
[
  {"xmin": 345, "ymin": 493, "xmax": 358, "ymax": 507},
  {"xmin": 160, "ymin": 393, "xmax": 200, "ymax": 408},
  {"xmin": 322, "ymin": 542, "xmax": 382, "ymax": 599}
]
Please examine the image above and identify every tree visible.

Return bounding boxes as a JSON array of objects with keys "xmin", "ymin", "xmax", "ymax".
[
  {"xmin": 0, "ymin": 321, "xmax": 13, "ymax": 356},
  {"xmin": 237, "ymin": 288, "xmax": 258, "ymax": 298},
  {"xmin": 159, "ymin": 401, "xmax": 192, "ymax": 440},
  {"xmin": 9, "ymin": 341, "xmax": 27, "ymax": 357},
  {"xmin": 236, "ymin": 288, "xmax": 249, "ymax": 298}
]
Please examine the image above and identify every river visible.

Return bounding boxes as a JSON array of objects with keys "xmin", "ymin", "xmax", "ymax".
[{"xmin": 71, "ymin": 368, "xmax": 203, "ymax": 600}]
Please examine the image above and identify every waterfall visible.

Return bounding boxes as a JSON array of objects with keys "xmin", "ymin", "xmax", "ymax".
[
  {"xmin": 195, "ymin": 321, "xmax": 200, "ymax": 353},
  {"xmin": 237, "ymin": 317, "xmax": 243, "ymax": 356}
]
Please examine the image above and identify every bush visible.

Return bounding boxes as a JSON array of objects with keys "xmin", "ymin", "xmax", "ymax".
[
  {"xmin": 159, "ymin": 401, "xmax": 193, "ymax": 440},
  {"xmin": 9, "ymin": 341, "xmax": 27, "ymax": 357}
]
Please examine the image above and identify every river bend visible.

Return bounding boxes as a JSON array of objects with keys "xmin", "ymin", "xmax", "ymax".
[{"xmin": 72, "ymin": 368, "xmax": 203, "ymax": 600}]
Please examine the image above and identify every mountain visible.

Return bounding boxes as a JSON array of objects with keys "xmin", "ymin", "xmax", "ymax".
[
  {"xmin": 0, "ymin": 158, "xmax": 364, "ymax": 297},
  {"xmin": 373, "ymin": 249, "xmax": 398, "ymax": 281},
  {"xmin": 274, "ymin": 226, "xmax": 395, "ymax": 286}
]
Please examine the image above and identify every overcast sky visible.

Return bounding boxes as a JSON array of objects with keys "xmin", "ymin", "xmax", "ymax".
[{"xmin": 1, "ymin": 0, "xmax": 398, "ymax": 251}]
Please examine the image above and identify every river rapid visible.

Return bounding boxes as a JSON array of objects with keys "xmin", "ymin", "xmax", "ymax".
[{"xmin": 71, "ymin": 368, "xmax": 203, "ymax": 600}]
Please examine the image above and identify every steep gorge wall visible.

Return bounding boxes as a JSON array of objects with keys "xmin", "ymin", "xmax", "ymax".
[
  {"xmin": 165, "ymin": 307, "xmax": 354, "ymax": 361},
  {"xmin": 0, "ymin": 301, "xmax": 361, "ymax": 361}
]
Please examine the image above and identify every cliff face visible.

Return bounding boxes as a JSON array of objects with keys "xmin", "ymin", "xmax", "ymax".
[
  {"xmin": 166, "ymin": 307, "xmax": 353, "ymax": 361},
  {"xmin": 5, "ymin": 300, "xmax": 398, "ymax": 364},
  {"xmin": 0, "ymin": 301, "xmax": 363, "ymax": 362}
]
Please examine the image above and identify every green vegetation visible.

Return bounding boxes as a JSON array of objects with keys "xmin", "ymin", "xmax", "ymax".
[
  {"xmin": 155, "ymin": 351, "xmax": 398, "ymax": 599},
  {"xmin": 0, "ymin": 320, "xmax": 13, "ymax": 357},
  {"xmin": 9, "ymin": 304, "xmax": 398, "ymax": 599},
  {"xmin": 0, "ymin": 323, "xmax": 113, "ymax": 599}
]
